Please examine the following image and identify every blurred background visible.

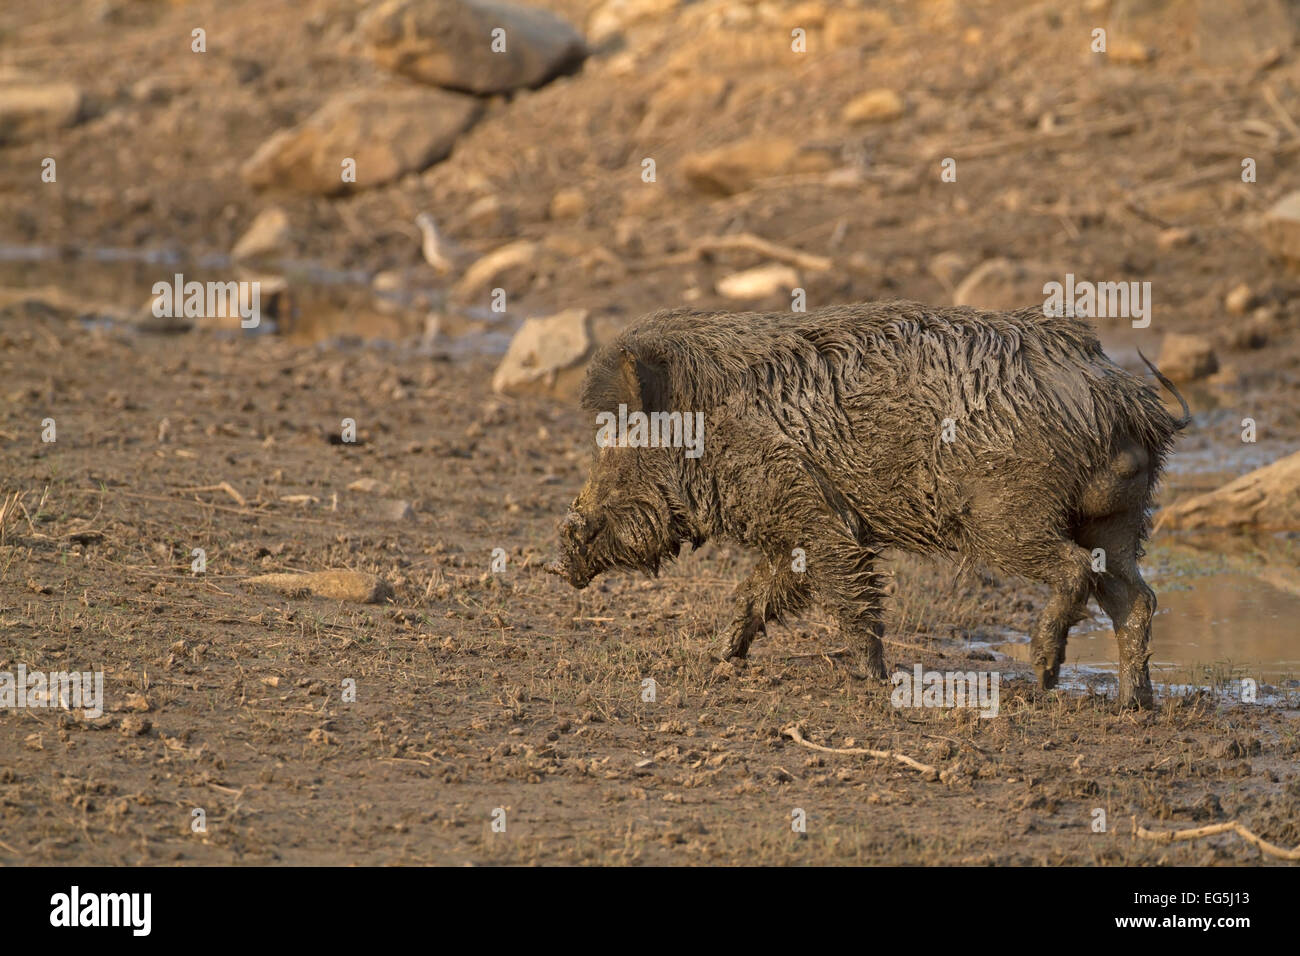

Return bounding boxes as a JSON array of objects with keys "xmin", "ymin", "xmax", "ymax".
[{"xmin": 0, "ymin": 1, "xmax": 1297, "ymax": 363}]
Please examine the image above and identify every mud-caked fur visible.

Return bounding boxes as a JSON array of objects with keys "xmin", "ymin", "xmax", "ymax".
[{"xmin": 547, "ymin": 300, "xmax": 1188, "ymax": 708}]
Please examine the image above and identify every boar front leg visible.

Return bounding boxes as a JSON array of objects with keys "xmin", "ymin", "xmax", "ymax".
[
  {"xmin": 722, "ymin": 558, "xmax": 811, "ymax": 660},
  {"xmin": 811, "ymin": 542, "xmax": 888, "ymax": 680}
]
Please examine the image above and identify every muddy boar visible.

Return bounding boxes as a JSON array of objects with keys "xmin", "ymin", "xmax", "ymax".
[{"xmin": 546, "ymin": 301, "xmax": 1189, "ymax": 708}]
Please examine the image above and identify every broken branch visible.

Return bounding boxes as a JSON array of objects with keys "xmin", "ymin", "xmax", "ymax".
[
  {"xmin": 1132, "ymin": 818, "xmax": 1300, "ymax": 861},
  {"xmin": 783, "ymin": 724, "xmax": 939, "ymax": 780}
]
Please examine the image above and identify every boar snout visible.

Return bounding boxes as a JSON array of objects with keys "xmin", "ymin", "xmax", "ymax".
[
  {"xmin": 559, "ymin": 510, "xmax": 588, "ymax": 535},
  {"xmin": 545, "ymin": 557, "xmax": 590, "ymax": 589}
]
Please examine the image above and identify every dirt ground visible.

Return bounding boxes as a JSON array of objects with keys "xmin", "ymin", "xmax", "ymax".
[
  {"xmin": 0, "ymin": 322, "xmax": 1297, "ymax": 865},
  {"xmin": 2, "ymin": 0, "xmax": 1300, "ymax": 865}
]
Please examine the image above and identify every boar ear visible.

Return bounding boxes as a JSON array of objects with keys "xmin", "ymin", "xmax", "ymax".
[
  {"xmin": 616, "ymin": 348, "xmax": 670, "ymax": 413},
  {"xmin": 580, "ymin": 344, "xmax": 670, "ymax": 412}
]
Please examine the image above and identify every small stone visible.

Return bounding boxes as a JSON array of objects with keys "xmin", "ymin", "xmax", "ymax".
[
  {"xmin": 1258, "ymin": 191, "xmax": 1300, "ymax": 263},
  {"xmin": 716, "ymin": 264, "xmax": 800, "ymax": 300},
  {"xmin": 348, "ymin": 477, "xmax": 386, "ymax": 494},
  {"xmin": 231, "ymin": 207, "xmax": 291, "ymax": 263},
  {"xmin": 549, "ymin": 187, "xmax": 586, "ymax": 220},
  {"xmin": 0, "ymin": 78, "xmax": 82, "ymax": 143},
  {"xmin": 682, "ymin": 136, "xmax": 833, "ymax": 196},
  {"xmin": 1157, "ymin": 332, "xmax": 1219, "ymax": 382},
  {"xmin": 1224, "ymin": 310, "xmax": 1273, "ymax": 350},
  {"xmin": 1108, "ymin": 37, "xmax": 1153, "ymax": 63},
  {"xmin": 842, "ymin": 88, "xmax": 904, "ymax": 124},
  {"xmin": 385, "ymin": 499, "xmax": 415, "ymax": 522},
  {"xmin": 1224, "ymin": 283, "xmax": 1254, "ymax": 315},
  {"xmin": 587, "ymin": 0, "xmax": 680, "ymax": 44},
  {"xmin": 462, "ymin": 194, "xmax": 505, "ymax": 231},
  {"xmin": 120, "ymin": 715, "xmax": 152, "ymax": 736},
  {"xmin": 130, "ymin": 76, "xmax": 178, "ymax": 104},
  {"xmin": 452, "ymin": 240, "xmax": 537, "ymax": 298},
  {"xmin": 824, "ymin": 8, "xmax": 894, "ymax": 49}
]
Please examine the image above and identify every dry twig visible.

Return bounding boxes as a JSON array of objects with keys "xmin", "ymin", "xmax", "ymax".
[
  {"xmin": 1132, "ymin": 818, "xmax": 1300, "ymax": 861},
  {"xmin": 783, "ymin": 724, "xmax": 939, "ymax": 780},
  {"xmin": 175, "ymin": 481, "xmax": 247, "ymax": 507}
]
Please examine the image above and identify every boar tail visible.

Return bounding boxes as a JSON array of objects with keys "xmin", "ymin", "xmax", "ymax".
[{"xmin": 1137, "ymin": 349, "xmax": 1191, "ymax": 430}]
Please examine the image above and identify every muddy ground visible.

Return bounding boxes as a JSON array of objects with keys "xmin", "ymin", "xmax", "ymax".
[
  {"xmin": 1, "ymin": 321, "xmax": 1297, "ymax": 865},
  {"xmin": 2, "ymin": 0, "xmax": 1300, "ymax": 865}
]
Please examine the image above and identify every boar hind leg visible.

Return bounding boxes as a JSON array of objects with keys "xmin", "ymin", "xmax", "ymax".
[
  {"xmin": 1077, "ymin": 443, "xmax": 1157, "ymax": 708},
  {"xmin": 1028, "ymin": 543, "xmax": 1094, "ymax": 692},
  {"xmin": 1095, "ymin": 571, "xmax": 1155, "ymax": 709},
  {"xmin": 1076, "ymin": 512, "xmax": 1159, "ymax": 707},
  {"xmin": 1083, "ymin": 520, "xmax": 1156, "ymax": 709},
  {"xmin": 722, "ymin": 559, "xmax": 811, "ymax": 660}
]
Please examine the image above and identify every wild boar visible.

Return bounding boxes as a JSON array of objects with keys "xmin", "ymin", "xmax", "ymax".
[{"xmin": 546, "ymin": 301, "xmax": 1189, "ymax": 708}]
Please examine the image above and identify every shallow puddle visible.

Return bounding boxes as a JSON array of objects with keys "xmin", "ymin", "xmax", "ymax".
[
  {"xmin": 0, "ymin": 243, "xmax": 518, "ymax": 354},
  {"xmin": 992, "ymin": 536, "xmax": 1300, "ymax": 697}
]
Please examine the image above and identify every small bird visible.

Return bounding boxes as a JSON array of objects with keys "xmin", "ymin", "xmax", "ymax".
[{"xmin": 415, "ymin": 213, "xmax": 472, "ymax": 274}]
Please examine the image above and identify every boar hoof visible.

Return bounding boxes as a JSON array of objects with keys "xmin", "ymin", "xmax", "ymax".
[
  {"xmin": 1035, "ymin": 665, "xmax": 1059, "ymax": 691},
  {"xmin": 722, "ymin": 619, "xmax": 762, "ymax": 660},
  {"xmin": 1118, "ymin": 676, "xmax": 1154, "ymax": 710},
  {"xmin": 861, "ymin": 657, "xmax": 888, "ymax": 682},
  {"xmin": 721, "ymin": 633, "xmax": 749, "ymax": 660},
  {"xmin": 847, "ymin": 667, "xmax": 889, "ymax": 684}
]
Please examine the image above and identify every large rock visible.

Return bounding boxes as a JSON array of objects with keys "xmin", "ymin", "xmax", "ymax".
[
  {"xmin": 0, "ymin": 77, "xmax": 82, "ymax": 143},
  {"xmin": 1259, "ymin": 191, "xmax": 1300, "ymax": 264},
  {"xmin": 241, "ymin": 85, "xmax": 481, "ymax": 195},
  {"xmin": 682, "ymin": 136, "xmax": 834, "ymax": 196},
  {"xmin": 492, "ymin": 308, "xmax": 592, "ymax": 397},
  {"xmin": 360, "ymin": 0, "xmax": 587, "ymax": 94},
  {"xmin": 1161, "ymin": 450, "xmax": 1300, "ymax": 531},
  {"xmin": 1157, "ymin": 332, "xmax": 1219, "ymax": 382}
]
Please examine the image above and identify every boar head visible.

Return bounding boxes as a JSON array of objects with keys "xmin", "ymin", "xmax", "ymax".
[{"xmin": 546, "ymin": 347, "xmax": 693, "ymax": 589}]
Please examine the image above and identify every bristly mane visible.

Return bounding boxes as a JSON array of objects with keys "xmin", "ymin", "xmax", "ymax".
[{"xmin": 580, "ymin": 300, "xmax": 1180, "ymax": 462}]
